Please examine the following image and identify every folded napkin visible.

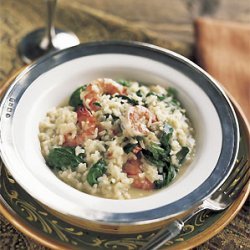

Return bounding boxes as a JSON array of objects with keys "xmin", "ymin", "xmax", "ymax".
[{"xmin": 195, "ymin": 18, "xmax": 250, "ymax": 122}]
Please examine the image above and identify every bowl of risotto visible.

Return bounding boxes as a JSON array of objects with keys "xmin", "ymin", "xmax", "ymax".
[{"xmin": 0, "ymin": 41, "xmax": 239, "ymax": 233}]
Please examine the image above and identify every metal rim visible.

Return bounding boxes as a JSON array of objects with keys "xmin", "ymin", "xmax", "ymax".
[{"xmin": 0, "ymin": 41, "xmax": 239, "ymax": 224}]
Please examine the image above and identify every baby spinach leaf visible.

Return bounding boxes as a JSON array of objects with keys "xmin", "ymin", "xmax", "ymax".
[
  {"xmin": 136, "ymin": 90, "xmax": 143, "ymax": 97},
  {"xmin": 69, "ymin": 86, "xmax": 86, "ymax": 108},
  {"xmin": 115, "ymin": 95, "xmax": 139, "ymax": 106},
  {"xmin": 141, "ymin": 149, "xmax": 166, "ymax": 168},
  {"xmin": 160, "ymin": 124, "xmax": 173, "ymax": 149},
  {"xmin": 135, "ymin": 136, "xmax": 144, "ymax": 141},
  {"xmin": 167, "ymin": 87, "xmax": 177, "ymax": 98},
  {"xmin": 104, "ymin": 114, "xmax": 119, "ymax": 123},
  {"xmin": 154, "ymin": 165, "xmax": 177, "ymax": 189},
  {"xmin": 123, "ymin": 143, "xmax": 138, "ymax": 154},
  {"xmin": 142, "ymin": 125, "xmax": 173, "ymax": 168},
  {"xmin": 117, "ymin": 79, "xmax": 131, "ymax": 87},
  {"xmin": 87, "ymin": 159, "xmax": 107, "ymax": 186},
  {"xmin": 93, "ymin": 102, "xmax": 102, "ymax": 107},
  {"xmin": 146, "ymin": 92, "xmax": 153, "ymax": 97},
  {"xmin": 146, "ymin": 92, "xmax": 166, "ymax": 101},
  {"xmin": 141, "ymin": 123, "xmax": 176, "ymax": 189},
  {"xmin": 176, "ymin": 147, "xmax": 189, "ymax": 164},
  {"xmin": 170, "ymin": 99, "xmax": 180, "ymax": 106},
  {"xmin": 167, "ymin": 87, "xmax": 180, "ymax": 106},
  {"xmin": 46, "ymin": 147, "xmax": 85, "ymax": 170},
  {"xmin": 111, "ymin": 114, "xmax": 119, "ymax": 121},
  {"xmin": 157, "ymin": 95, "xmax": 166, "ymax": 101},
  {"xmin": 148, "ymin": 143, "xmax": 168, "ymax": 161}
]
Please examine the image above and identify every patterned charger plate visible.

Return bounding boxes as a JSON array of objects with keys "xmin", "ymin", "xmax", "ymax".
[{"xmin": 0, "ymin": 73, "xmax": 249, "ymax": 250}]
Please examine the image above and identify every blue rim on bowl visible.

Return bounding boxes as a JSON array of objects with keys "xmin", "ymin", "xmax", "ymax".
[{"xmin": 0, "ymin": 41, "xmax": 239, "ymax": 230}]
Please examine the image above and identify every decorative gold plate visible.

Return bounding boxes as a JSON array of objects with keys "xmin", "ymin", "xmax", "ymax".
[{"xmin": 0, "ymin": 71, "xmax": 249, "ymax": 250}]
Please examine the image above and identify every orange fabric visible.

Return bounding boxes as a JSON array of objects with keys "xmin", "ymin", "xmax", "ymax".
[{"xmin": 195, "ymin": 18, "xmax": 250, "ymax": 122}]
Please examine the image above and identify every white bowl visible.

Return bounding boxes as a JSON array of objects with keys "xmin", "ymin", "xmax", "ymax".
[{"xmin": 0, "ymin": 41, "xmax": 239, "ymax": 233}]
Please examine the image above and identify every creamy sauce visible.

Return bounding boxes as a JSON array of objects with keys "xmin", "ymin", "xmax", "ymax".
[
  {"xmin": 128, "ymin": 187, "xmax": 157, "ymax": 199},
  {"xmin": 128, "ymin": 149, "xmax": 195, "ymax": 199}
]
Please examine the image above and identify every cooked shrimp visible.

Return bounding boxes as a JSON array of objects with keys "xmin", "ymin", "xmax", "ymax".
[
  {"xmin": 81, "ymin": 78, "xmax": 126, "ymax": 111},
  {"xmin": 121, "ymin": 105, "xmax": 156, "ymax": 137},
  {"xmin": 123, "ymin": 159, "xmax": 142, "ymax": 175},
  {"xmin": 131, "ymin": 175, "xmax": 154, "ymax": 190},
  {"xmin": 123, "ymin": 159, "xmax": 154, "ymax": 190},
  {"xmin": 64, "ymin": 107, "xmax": 97, "ymax": 146}
]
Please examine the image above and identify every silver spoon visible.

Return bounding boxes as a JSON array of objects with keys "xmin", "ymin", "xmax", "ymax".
[{"xmin": 18, "ymin": 0, "xmax": 80, "ymax": 64}]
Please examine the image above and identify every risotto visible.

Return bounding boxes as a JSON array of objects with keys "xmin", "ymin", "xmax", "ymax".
[{"xmin": 39, "ymin": 78, "xmax": 195, "ymax": 199}]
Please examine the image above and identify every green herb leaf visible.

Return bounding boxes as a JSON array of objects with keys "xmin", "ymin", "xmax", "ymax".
[
  {"xmin": 135, "ymin": 136, "xmax": 144, "ymax": 141},
  {"xmin": 146, "ymin": 92, "xmax": 154, "ymax": 97},
  {"xmin": 157, "ymin": 95, "xmax": 166, "ymax": 101},
  {"xmin": 176, "ymin": 147, "xmax": 189, "ymax": 164},
  {"xmin": 141, "ymin": 124, "xmax": 173, "ymax": 167},
  {"xmin": 123, "ymin": 143, "xmax": 138, "ymax": 154},
  {"xmin": 46, "ymin": 147, "xmax": 85, "ymax": 170},
  {"xmin": 136, "ymin": 90, "xmax": 143, "ymax": 97},
  {"xmin": 148, "ymin": 143, "xmax": 166, "ymax": 160},
  {"xmin": 111, "ymin": 114, "xmax": 119, "ymax": 121},
  {"xmin": 104, "ymin": 114, "xmax": 119, "ymax": 122},
  {"xmin": 170, "ymin": 99, "xmax": 180, "ymax": 106},
  {"xmin": 87, "ymin": 159, "xmax": 107, "ymax": 186},
  {"xmin": 167, "ymin": 87, "xmax": 177, "ymax": 97},
  {"xmin": 93, "ymin": 102, "xmax": 102, "ymax": 107},
  {"xmin": 115, "ymin": 95, "xmax": 139, "ymax": 106},
  {"xmin": 69, "ymin": 86, "xmax": 86, "ymax": 108},
  {"xmin": 160, "ymin": 124, "xmax": 173, "ymax": 149},
  {"xmin": 167, "ymin": 87, "xmax": 180, "ymax": 106},
  {"xmin": 142, "ymin": 149, "xmax": 166, "ymax": 168},
  {"xmin": 146, "ymin": 92, "xmax": 166, "ymax": 101},
  {"xmin": 154, "ymin": 165, "xmax": 177, "ymax": 189},
  {"xmin": 117, "ymin": 79, "xmax": 131, "ymax": 87},
  {"xmin": 141, "ymin": 123, "xmax": 176, "ymax": 189}
]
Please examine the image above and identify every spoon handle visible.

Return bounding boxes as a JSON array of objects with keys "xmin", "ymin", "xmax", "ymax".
[{"xmin": 40, "ymin": 0, "xmax": 57, "ymax": 49}]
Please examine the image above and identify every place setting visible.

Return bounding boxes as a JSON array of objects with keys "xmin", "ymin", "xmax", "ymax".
[{"xmin": 0, "ymin": 1, "xmax": 249, "ymax": 249}]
